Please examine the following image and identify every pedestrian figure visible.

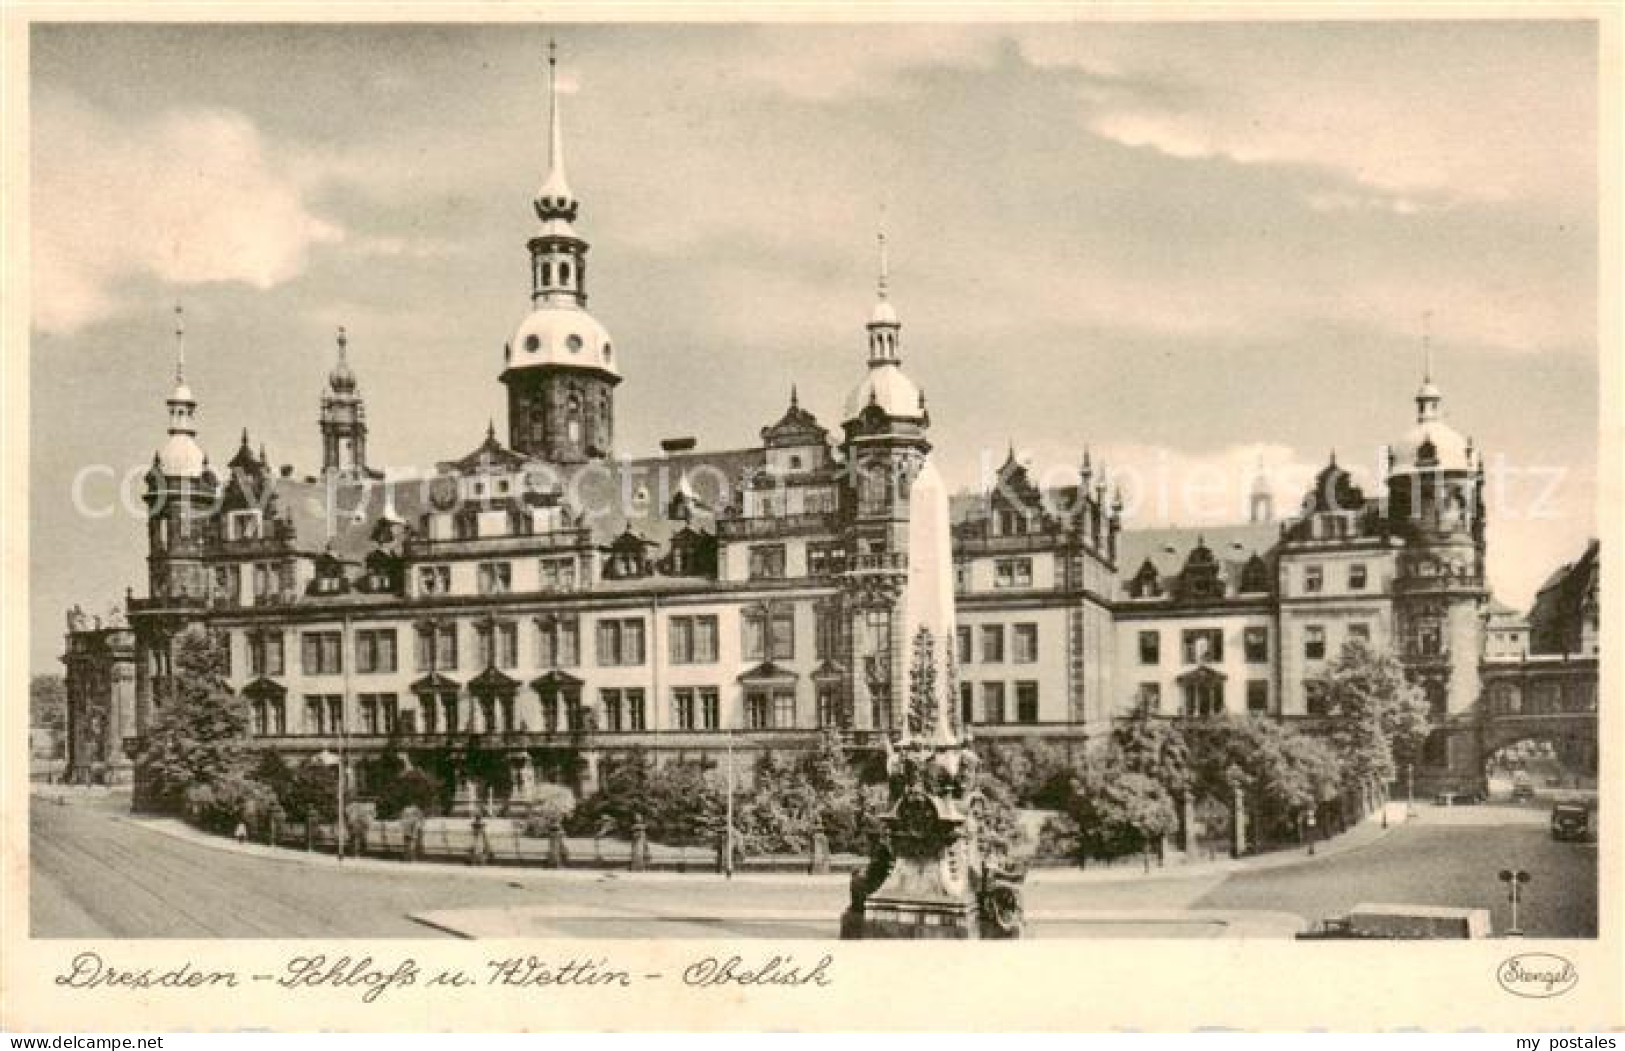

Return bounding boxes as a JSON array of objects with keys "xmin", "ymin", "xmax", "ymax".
[{"xmin": 234, "ymin": 820, "xmax": 248, "ymax": 845}]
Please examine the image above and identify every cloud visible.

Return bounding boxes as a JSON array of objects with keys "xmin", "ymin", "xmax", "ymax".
[
  {"xmin": 1018, "ymin": 23, "xmax": 1596, "ymax": 213},
  {"xmin": 32, "ymin": 92, "xmax": 343, "ymax": 334}
]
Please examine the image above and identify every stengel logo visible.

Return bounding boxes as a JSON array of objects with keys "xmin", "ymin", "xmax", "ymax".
[{"xmin": 1496, "ymin": 953, "xmax": 1578, "ymax": 998}]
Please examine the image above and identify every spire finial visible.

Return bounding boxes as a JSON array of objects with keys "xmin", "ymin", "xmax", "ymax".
[
  {"xmin": 547, "ymin": 36, "xmax": 565, "ymax": 182},
  {"xmin": 877, "ymin": 226, "xmax": 890, "ymax": 302},
  {"xmin": 1422, "ymin": 309, "xmax": 1434, "ymax": 383},
  {"xmin": 172, "ymin": 303, "xmax": 186, "ymax": 383},
  {"xmin": 790, "ymin": 383, "xmax": 799, "ymax": 410},
  {"xmin": 336, "ymin": 325, "xmax": 348, "ymax": 361}
]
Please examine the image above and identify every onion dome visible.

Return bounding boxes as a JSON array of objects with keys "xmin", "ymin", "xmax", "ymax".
[{"xmin": 328, "ymin": 326, "xmax": 358, "ymax": 394}]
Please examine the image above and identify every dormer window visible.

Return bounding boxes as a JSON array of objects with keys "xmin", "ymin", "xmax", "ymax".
[{"xmin": 227, "ymin": 509, "xmax": 263, "ymax": 541}]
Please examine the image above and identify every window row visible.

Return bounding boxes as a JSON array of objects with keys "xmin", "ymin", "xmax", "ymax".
[
  {"xmin": 1300, "ymin": 562, "xmax": 1369, "ymax": 594},
  {"xmin": 1137, "ymin": 627, "xmax": 1271, "ymax": 666},
  {"xmin": 955, "ymin": 623, "xmax": 1040, "ymax": 664},
  {"xmin": 259, "ymin": 684, "xmax": 853, "ymax": 736},
  {"xmin": 1135, "ymin": 680, "xmax": 1271, "ymax": 717},
  {"xmin": 956, "ymin": 681, "xmax": 1042, "ymax": 725}
]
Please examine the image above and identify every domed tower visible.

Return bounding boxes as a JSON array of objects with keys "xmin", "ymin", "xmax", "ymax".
[
  {"xmin": 1386, "ymin": 335, "xmax": 1487, "ymax": 724},
  {"xmin": 500, "ymin": 40, "xmax": 620, "ymax": 463},
  {"xmin": 320, "ymin": 326, "xmax": 370, "ymax": 476},
  {"xmin": 142, "ymin": 306, "xmax": 220, "ymax": 602},
  {"xmin": 841, "ymin": 230, "xmax": 931, "ymax": 541},
  {"xmin": 839, "ymin": 231, "xmax": 932, "ymax": 731}
]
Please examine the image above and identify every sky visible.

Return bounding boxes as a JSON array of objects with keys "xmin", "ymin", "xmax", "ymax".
[{"xmin": 28, "ymin": 20, "xmax": 1601, "ymax": 674}]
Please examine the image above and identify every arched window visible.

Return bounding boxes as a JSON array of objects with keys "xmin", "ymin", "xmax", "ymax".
[
  {"xmin": 560, "ymin": 261, "xmax": 572, "ymax": 286},
  {"xmin": 541, "ymin": 262, "xmax": 553, "ymax": 287}
]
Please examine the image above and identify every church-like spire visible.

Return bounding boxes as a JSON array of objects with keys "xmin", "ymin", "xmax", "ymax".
[
  {"xmin": 534, "ymin": 37, "xmax": 579, "ymax": 224},
  {"xmin": 867, "ymin": 228, "xmax": 901, "ymax": 366},
  {"xmin": 166, "ymin": 304, "xmax": 196, "ymax": 437},
  {"xmin": 1416, "ymin": 310, "xmax": 1443, "ymax": 423}
]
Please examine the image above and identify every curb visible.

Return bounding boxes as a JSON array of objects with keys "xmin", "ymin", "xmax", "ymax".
[{"xmin": 103, "ymin": 797, "xmax": 1404, "ymax": 889}]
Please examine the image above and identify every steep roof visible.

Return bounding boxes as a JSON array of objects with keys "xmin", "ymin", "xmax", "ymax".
[{"xmin": 1115, "ymin": 522, "xmax": 1281, "ymax": 601}]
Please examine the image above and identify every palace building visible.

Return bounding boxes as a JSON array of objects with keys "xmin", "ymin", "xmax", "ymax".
[{"xmin": 60, "ymin": 48, "xmax": 1596, "ymax": 805}]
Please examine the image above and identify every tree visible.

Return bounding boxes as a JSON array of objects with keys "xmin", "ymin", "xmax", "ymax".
[
  {"xmin": 1313, "ymin": 639, "xmax": 1429, "ymax": 807},
  {"xmin": 975, "ymin": 739, "xmax": 1076, "ymax": 809},
  {"xmin": 1063, "ymin": 759, "xmax": 1178, "ymax": 864},
  {"xmin": 30, "ymin": 674, "xmax": 67, "ymax": 736},
  {"xmin": 798, "ymin": 730, "xmax": 863, "ymax": 850},
  {"xmin": 133, "ymin": 627, "xmax": 253, "ymax": 813},
  {"xmin": 1111, "ymin": 709, "xmax": 1192, "ymax": 798}
]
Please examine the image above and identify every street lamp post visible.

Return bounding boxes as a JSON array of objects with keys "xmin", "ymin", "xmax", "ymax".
[
  {"xmin": 1498, "ymin": 868, "xmax": 1531, "ymax": 937},
  {"xmin": 316, "ymin": 746, "xmax": 345, "ymax": 862},
  {"xmin": 724, "ymin": 728, "xmax": 735, "ymax": 880}
]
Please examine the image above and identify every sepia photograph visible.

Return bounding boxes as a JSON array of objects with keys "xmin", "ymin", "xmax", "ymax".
[{"xmin": 4, "ymin": 7, "xmax": 1619, "ymax": 1034}]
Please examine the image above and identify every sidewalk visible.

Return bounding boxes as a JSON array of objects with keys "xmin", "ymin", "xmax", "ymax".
[{"xmin": 96, "ymin": 793, "xmax": 1409, "ymax": 888}]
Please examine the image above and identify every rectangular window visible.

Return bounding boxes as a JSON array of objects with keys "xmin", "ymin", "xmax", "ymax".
[
  {"xmin": 995, "ymin": 557, "xmax": 1034, "ymax": 588},
  {"xmin": 600, "ymin": 689, "xmax": 624, "ymax": 733},
  {"xmin": 817, "ymin": 685, "xmax": 842, "ymax": 728},
  {"xmin": 1348, "ymin": 622, "xmax": 1371, "ymax": 645},
  {"xmin": 1247, "ymin": 680, "xmax": 1270, "ymax": 714},
  {"xmin": 250, "ymin": 632, "xmax": 278, "ymax": 677},
  {"xmin": 536, "ymin": 617, "xmax": 579, "ymax": 668},
  {"xmin": 769, "ymin": 609, "xmax": 795, "ymax": 661},
  {"xmin": 960, "ymin": 681, "xmax": 975, "ymax": 726},
  {"xmin": 954, "ymin": 562, "xmax": 970, "ymax": 593},
  {"xmin": 1305, "ymin": 625, "xmax": 1326, "ymax": 661},
  {"xmin": 808, "ymin": 542, "xmax": 845, "ymax": 577},
  {"xmin": 748, "ymin": 544, "xmax": 787, "ymax": 580},
  {"xmin": 673, "ymin": 688, "xmax": 696, "ymax": 731},
  {"xmin": 981, "ymin": 625, "xmax": 1005, "ymax": 663},
  {"xmin": 1012, "ymin": 623, "xmax": 1038, "ymax": 664},
  {"xmin": 773, "ymin": 690, "xmax": 796, "ymax": 729},
  {"xmin": 1138, "ymin": 630, "xmax": 1161, "ymax": 665},
  {"xmin": 1348, "ymin": 563, "xmax": 1368, "ymax": 590},
  {"xmin": 417, "ymin": 565, "xmax": 450, "ymax": 596},
  {"xmin": 538, "ymin": 556, "xmax": 577, "ymax": 593},
  {"xmin": 1305, "ymin": 681, "xmax": 1329, "ymax": 716},
  {"xmin": 359, "ymin": 695, "xmax": 380, "ymax": 735},
  {"xmin": 982, "ymin": 682, "xmax": 1006, "ymax": 724},
  {"xmin": 746, "ymin": 692, "xmax": 771, "ymax": 730},
  {"xmin": 1138, "ymin": 682, "xmax": 1162, "ymax": 714},
  {"xmin": 497, "ymin": 623, "xmax": 518, "ymax": 668},
  {"xmin": 1244, "ymin": 626, "xmax": 1269, "ymax": 663},
  {"xmin": 477, "ymin": 562, "xmax": 512, "ymax": 595},
  {"xmin": 302, "ymin": 695, "xmax": 326, "ymax": 735},
  {"xmin": 626, "ymin": 688, "xmax": 647, "ymax": 732},
  {"xmin": 1304, "ymin": 565, "xmax": 1324, "ymax": 593},
  {"xmin": 1015, "ymin": 681, "xmax": 1039, "ymax": 724},
  {"xmin": 669, "ymin": 615, "xmax": 720, "ymax": 664},
  {"xmin": 301, "ymin": 631, "xmax": 343, "ymax": 675},
  {"xmin": 355, "ymin": 629, "xmax": 398, "ymax": 674},
  {"xmin": 596, "ymin": 618, "xmax": 646, "ymax": 666},
  {"xmin": 957, "ymin": 626, "xmax": 974, "ymax": 664},
  {"xmin": 1182, "ymin": 628, "xmax": 1223, "ymax": 664},
  {"xmin": 1183, "ymin": 680, "xmax": 1224, "ymax": 718},
  {"xmin": 700, "ymin": 688, "xmax": 720, "ymax": 730},
  {"xmin": 815, "ymin": 606, "xmax": 842, "ymax": 662},
  {"xmin": 744, "ymin": 608, "xmax": 793, "ymax": 661}
]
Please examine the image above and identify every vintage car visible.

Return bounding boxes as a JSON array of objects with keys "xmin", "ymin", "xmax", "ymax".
[{"xmin": 1550, "ymin": 801, "xmax": 1597, "ymax": 842}]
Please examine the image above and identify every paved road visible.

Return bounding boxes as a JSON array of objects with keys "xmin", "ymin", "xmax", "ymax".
[{"xmin": 30, "ymin": 794, "xmax": 1595, "ymax": 939}]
